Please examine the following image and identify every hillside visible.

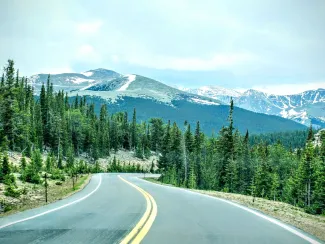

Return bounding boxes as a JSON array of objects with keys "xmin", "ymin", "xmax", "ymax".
[{"xmin": 82, "ymin": 96, "xmax": 306, "ymax": 135}]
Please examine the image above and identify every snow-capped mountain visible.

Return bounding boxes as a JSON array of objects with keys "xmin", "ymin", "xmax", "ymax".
[
  {"xmin": 29, "ymin": 69, "xmax": 222, "ymax": 106},
  {"xmin": 27, "ymin": 69, "xmax": 306, "ymax": 134},
  {"xmin": 73, "ymin": 74, "xmax": 222, "ymax": 106},
  {"xmin": 186, "ymin": 86, "xmax": 325, "ymax": 128},
  {"xmin": 29, "ymin": 68, "xmax": 121, "ymax": 92}
]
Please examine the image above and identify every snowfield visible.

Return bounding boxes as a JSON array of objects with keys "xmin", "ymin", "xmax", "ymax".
[
  {"xmin": 191, "ymin": 98, "xmax": 219, "ymax": 106},
  {"xmin": 118, "ymin": 75, "xmax": 136, "ymax": 91},
  {"xmin": 81, "ymin": 71, "xmax": 93, "ymax": 77}
]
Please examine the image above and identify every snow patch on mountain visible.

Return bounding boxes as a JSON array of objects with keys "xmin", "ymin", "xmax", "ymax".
[
  {"xmin": 179, "ymin": 86, "xmax": 241, "ymax": 99},
  {"xmin": 190, "ymin": 98, "xmax": 219, "ymax": 106},
  {"xmin": 66, "ymin": 77, "xmax": 95, "ymax": 84},
  {"xmin": 81, "ymin": 71, "xmax": 93, "ymax": 77},
  {"xmin": 118, "ymin": 75, "xmax": 136, "ymax": 91},
  {"xmin": 197, "ymin": 86, "xmax": 241, "ymax": 97}
]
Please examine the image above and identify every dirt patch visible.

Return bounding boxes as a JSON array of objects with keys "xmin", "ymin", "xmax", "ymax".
[{"xmin": 97, "ymin": 149, "xmax": 159, "ymax": 170}]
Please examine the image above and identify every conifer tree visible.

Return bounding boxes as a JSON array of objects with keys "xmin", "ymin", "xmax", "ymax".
[
  {"xmin": 307, "ymin": 125, "xmax": 313, "ymax": 142},
  {"xmin": 131, "ymin": 108, "xmax": 137, "ymax": 149},
  {"xmin": 20, "ymin": 156, "xmax": 27, "ymax": 171},
  {"xmin": 1, "ymin": 154, "xmax": 11, "ymax": 181},
  {"xmin": 158, "ymin": 120, "xmax": 171, "ymax": 174},
  {"xmin": 2, "ymin": 60, "xmax": 16, "ymax": 149}
]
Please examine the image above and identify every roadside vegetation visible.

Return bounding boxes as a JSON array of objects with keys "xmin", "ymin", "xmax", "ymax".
[{"xmin": 0, "ymin": 150, "xmax": 92, "ymax": 216}]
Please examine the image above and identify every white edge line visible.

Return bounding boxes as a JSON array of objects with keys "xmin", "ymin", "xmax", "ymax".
[
  {"xmin": 137, "ymin": 177, "xmax": 322, "ymax": 244},
  {"xmin": 0, "ymin": 174, "xmax": 102, "ymax": 229}
]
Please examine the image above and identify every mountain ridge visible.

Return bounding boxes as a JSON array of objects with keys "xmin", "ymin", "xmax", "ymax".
[
  {"xmin": 27, "ymin": 68, "xmax": 308, "ymax": 134},
  {"xmin": 181, "ymin": 85, "xmax": 325, "ymax": 127}
]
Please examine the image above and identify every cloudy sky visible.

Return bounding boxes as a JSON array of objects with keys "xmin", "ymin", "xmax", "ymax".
[{"xmin": 1, "ymin": 0, "xmax": 325, "ymax": 94}]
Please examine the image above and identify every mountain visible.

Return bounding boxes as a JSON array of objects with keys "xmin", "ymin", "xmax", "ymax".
[
  {"xmin": 71, "ymin": 73, "xmax": 223, "ymax": 107},
  {"xmin": 28, "ymin": 69, "xmax": 306, "ymax": 134},
  {"xmin": 185, "ymin": 86, "xmax": 325, "ymax": 128},
  {"xmin": 178, "ymin": 86, "xmax": 241, "ymax": 102},
  {"xmin": 29, "ymin": 68, "xmax": 121, "ymax": 92}
]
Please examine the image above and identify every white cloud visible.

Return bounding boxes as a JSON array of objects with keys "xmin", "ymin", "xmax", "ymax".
[
  {"xmin": 76, "ymin": 20, "xmax": 103, "ymax": 34},
  {"xmin": 77, "ymin": 44, "xmax": 95, "ymax": 56},
  {"xmin": 111, "ymin": 54, "xmax": 120, "ymax": 63},
  {"xmin": 241, "ymin": 82, "xmax": 325, "ymax": 95},
  {"xmin": 169, "ymin": 53, "xmax": 258, "ymax": 70},
  {"xmin": 127, "ymin": 52, "xmax": 258, "ymax": 71},
  {"xmin": 76, "ymin": 44, "xmax": 101, "ymax": 62}
]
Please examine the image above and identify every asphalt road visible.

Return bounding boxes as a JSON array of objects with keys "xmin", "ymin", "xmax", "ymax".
[{"xmin": 0, "ymin": 173, "xmax": 322, "ymax": 244}]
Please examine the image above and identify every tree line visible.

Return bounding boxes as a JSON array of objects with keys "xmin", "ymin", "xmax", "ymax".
[
  {"xmin": 0, "ymin": 60, "xmax": 324, "ymax": 215},
  {"xmin": 158, "ymin": 99, "xmax": 325, "ymax": 215}
]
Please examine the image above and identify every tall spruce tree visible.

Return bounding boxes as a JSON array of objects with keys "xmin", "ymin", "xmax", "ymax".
[
  {"xmin": 131, "ymin": 108, "xmax": 137, "ymax": 149},
  {"xmin": 2, "ymin": 60, "xmax": 15, "ymax": 149}
]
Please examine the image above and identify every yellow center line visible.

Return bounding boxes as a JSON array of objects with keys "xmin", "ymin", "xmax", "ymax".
[
  {"xmin": 118, "ymin": 175, "xmax": 157, "ymax": 244},
  {"xmin": 132, "ymin": 191, "xmax": 158, "ymax": 244}
]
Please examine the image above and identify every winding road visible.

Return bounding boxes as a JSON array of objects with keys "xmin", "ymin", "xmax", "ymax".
[{"xmin": 0, "ymin": 173, "xmax": 323, "ymax": 244}]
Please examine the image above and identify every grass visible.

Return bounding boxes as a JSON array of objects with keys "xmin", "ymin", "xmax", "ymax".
[
  {"xmin": 0, "ymin": 174, "xmax": 91, "ymax": 217},
  {"xmin": 144, "ymin": 177, "xmax": 325, "ymax": 242}
]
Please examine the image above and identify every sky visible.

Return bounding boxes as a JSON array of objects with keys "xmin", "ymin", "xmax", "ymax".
[{"xmin": 0, "ymin": 0, "xmax": 325, "ymax": 95}]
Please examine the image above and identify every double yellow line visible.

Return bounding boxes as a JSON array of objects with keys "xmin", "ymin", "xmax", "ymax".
[{"xmin": 118, "ymin": 175, "xmax": 157, "ymax": 244}]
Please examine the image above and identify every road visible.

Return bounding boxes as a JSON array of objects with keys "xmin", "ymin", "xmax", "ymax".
[{"xmin": 0, "ymin": 173, "xmax": 322, "ymax": 244}]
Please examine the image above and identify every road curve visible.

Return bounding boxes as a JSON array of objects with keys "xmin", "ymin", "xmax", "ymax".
[
  {"xmin": 124, "ymin": 175, "xmax": 323, "ymax": 244},
  {"xmin": 0, "ymin": 173, "xmax": 323, "ymax": 244},
  {"xmin": 0, "ymin": 174, "xmax": 146, "ymax": 243}
]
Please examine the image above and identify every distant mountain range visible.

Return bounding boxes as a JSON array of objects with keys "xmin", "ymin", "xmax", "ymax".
[
  {"xmin": 180, "ymin": 86, "xmax": 325, "ymax": 128},
  {"xmin": 28, "ymin": 69, "xmax": 307, "ymax": 134}
]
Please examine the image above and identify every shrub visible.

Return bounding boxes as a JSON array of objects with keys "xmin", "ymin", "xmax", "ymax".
[
  {"xmin": 21, "ymin": 165, "xmax": 41, "ymax": 184},
  {"xmin": 4, "ymin": 174, "xmax": 16, "ymax": 187},
  {"xmin": 4, "ymin": 184, "xmax": 21, "ymax": 198},
  {"xmin": 50, "ymin": 169, "xmax": 65, "ymax": 181}
]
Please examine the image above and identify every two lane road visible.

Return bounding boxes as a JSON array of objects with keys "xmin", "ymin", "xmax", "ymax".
[{"xmin": 0, "ymin": 174, "xmax": 322, "ymax": 244}]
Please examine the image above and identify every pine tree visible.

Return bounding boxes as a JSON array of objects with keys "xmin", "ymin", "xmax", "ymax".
[
  {"xmin": 158, "ymin": 120, "xmax": 171, "ymax": 175},
  {"xmin": 45, "ymin": 155, "xmax": 52, "ymax": 172},
  {"xmin": 122, "ymin": 111, "xmax": 130, "ymax": 150},
  {"xmin": 225, "ymin": 158, "xmax": 238, "ymax": 192},
  {"xmin": 66, "ymin": 147, "xmax": 75, "ymax": 168},
  {"xmin": 296, "ymin": 142, "xmax": 315, "ymax": 207},
  {"xmin": 57, "ymin": 155, "xmax": 63, "ymax": 169},
  {"xmin": 307, "ymin": 125, "xmax": 313, "ymax": 142},
  {"xmin": 32, "ymin": 149, "xmax": 43, "ymax": 172},
  {"xmin": 1, "ymin": 154, "xmax": 11, "ymax": 180},
  {"xmin": 193, "ymin": 121, "xmax": 203, "ymax": 187},
  {"xmin": 149, "ymin": 118, "xmax": 164, "ymax": 153},
  {"xmin": 313, "ymin": 157, "xmax": 325, "ymax": 214},
  {"xmin": 0, "ymin": 73, "xmax": 4, "ymax": 87},
  {"xmin": 270, "ymin": 173, "xmax": 280, "ymax": 201},
  {"xmin": 131, "ymin": 108, "xmax": 137, "ymax": 149},
  {"xmin": 15, "ymin": 69, "xmax": 19, "ymax": 88},
  {"xmin": 2, "ymin": 60, "xmax": 16, "ymax": 149},
  {"xmin": 20, "ymin": 156, "xmax": 27, "ymax": 171},
  {"xmin": 188, "ymin": 155, "xmax": 197, "ymax": 189},
  {"xmin": 254, "ymin": 145, "xmax": 272, "ymax": 198}
]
